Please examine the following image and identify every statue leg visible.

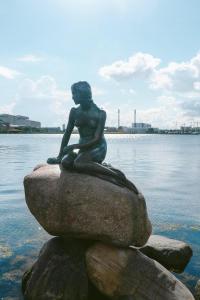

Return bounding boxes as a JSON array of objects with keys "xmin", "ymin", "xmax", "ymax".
[
  {"xmin": 74, "ymin": 151, "xmax": 138, "ymax": 193},
  {"xmin": 74, "ymin": 151, "xmax": 125, "ymax": 179},
  {"xmin": 61, "ymin": 151, "xmax": 77, "ymax": 170}
]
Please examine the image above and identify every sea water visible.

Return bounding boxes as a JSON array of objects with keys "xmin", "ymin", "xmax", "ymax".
[{"xmin": 0, "ymin": 134, "xmax": 199, "ymax": 298}]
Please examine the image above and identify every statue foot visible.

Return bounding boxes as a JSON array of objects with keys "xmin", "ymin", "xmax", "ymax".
[{"xmin": 47, "ymin": 157, "xmax": 61, "ymax": 165}]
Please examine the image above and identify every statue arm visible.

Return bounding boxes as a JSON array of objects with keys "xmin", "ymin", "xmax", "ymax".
[
  {"xmin": 58, "ymin": 108, "xmax": 75, "ymax": 157},
  {"xmin": 69, "ymin": 110, "xmax": 106, "ymax": 151}
]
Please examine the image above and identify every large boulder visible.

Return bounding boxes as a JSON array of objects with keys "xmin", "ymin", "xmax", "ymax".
[
  {"xmin": 88, "ymin": 282, "xmax": 109, "ymax": 300},
  {"xmin": 195, "ymin": 280, "xmax": 200, "ymax": 300},
  {"xmin": 22, "ymin": 237, "xmax": 88, "ymax": 300},
  {"xmin": 86, "ymin": 243, "xmax": 194, "ymax": 300},
  {"xmin": 139, "ymin": 235, "xmax": 193, "ymax": 273},
  {"xmin": 24, "ymin": 164, "xmax": 151, "ymax": 247}
]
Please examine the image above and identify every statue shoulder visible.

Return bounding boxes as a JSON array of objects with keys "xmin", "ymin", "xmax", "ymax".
[
  {"xmin": 69, "ymin": 107, "xmax": 78, "ymax": 121},
  {"xmin": 93, "ymin": 103, "xmax": 106, "ymax": 116},
  {"xmin": 97, "ymin": 107, "xmax": 106, "ymax": 117},
  {"xmin": 100, "ymin": 109, "xmax": 106, "ymax": 121},
  {"xmin": 95, "ymin": 106, "xmax": 106, "ymax": 122},
  {"xmin": 70, "ymin": 106, "xmax": 79, "ymax": 115}
]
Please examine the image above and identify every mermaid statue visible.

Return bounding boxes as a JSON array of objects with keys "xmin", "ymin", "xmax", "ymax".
[{"xmin": 47, "ymin": 81, "xmax": 138, "ymax": 193}]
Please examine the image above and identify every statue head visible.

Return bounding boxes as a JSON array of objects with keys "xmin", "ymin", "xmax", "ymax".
[{"xmin": 71, "ymin": 81, "xmax": 92, "ymax": 105}]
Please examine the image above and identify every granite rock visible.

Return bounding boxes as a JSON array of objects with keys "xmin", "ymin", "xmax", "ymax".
[
  {"xmin": 139, "ymin": 235, "xmax": 193, "ymax": 273},
  {"xmin": 195, "ymin": 280, "xmax": 200, "ymax": 300},
  {"xmin": 24, "ymin": 164, "xmax": 151, "ymax": 247},
  {"xmin": 86, "ymin": 242, "xmax": 194, "ymax": 300},
  {"xmin": 22, "ymin": 237, "xmax": 88, "ymax": 300}
]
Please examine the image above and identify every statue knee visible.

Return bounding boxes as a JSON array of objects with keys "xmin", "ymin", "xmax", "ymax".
[
  {"xmin": 74, "ymin": 157, "xmax": 87, "ymax": 170},
  {"xmin": 73, "ymin": 159, "xmax": 81, "ymax": 169},
  {"xmin": 61, "ymin": 155, "xmax": 74, "ymax": 170}
]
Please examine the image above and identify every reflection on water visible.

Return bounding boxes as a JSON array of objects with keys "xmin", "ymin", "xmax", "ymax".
[{"xmin": 0, "ymin": 134, "xmax": 200, "ymax": 298}]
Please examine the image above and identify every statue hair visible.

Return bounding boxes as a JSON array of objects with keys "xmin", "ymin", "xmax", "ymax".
[{"xmin": 71, "ymin": 81, "xmax": 92, "ymax": 100}]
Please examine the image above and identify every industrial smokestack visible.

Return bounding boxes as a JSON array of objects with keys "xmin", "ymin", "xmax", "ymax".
[
  {"xmin": 134, "ymin": 109, "xmax": 136, "ymax": 128},
  {"xmin": 118, "ymin": 109, "xmax": 120, "ymax": 129}
]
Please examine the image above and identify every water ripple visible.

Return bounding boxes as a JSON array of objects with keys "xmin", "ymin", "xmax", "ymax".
[{"xmin": 0, "ymin": 133, "xmax": 200, "ymax": 296}]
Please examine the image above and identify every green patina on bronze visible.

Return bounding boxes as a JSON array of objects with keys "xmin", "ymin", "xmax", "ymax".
[{"xmin": 47, "ymin": 81, "xmax": 138, "ymax": 193}]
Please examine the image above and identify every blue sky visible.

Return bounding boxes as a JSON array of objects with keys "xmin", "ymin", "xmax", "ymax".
[{"xmin": 1, "ymin": 0, "xmax": 200, "ymax": 128}]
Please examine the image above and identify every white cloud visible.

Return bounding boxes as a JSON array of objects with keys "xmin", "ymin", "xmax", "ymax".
[
  {"xmin": 180, "ymin": 100, "xmax": 200, "ymax": 118},
  {"xmin": 17, "ymin": 76, "xmax": 68, "ymax": 101},
  {"xmin": 99, "ymin": 51, "xmax": 200, "ymax": 128},
  {"xmin": 150, "ymin": 53, "xmax": 200, "ymax": 94},
  {"xmin": 129, "ymin": 88, "xmax": 136, "ymax": 95},
  {"xmin": 8, "ymin": 76, "xmax": 107, "ymax": 126},
  {"xmin": 92, "ymin": 86, "xmax": 105, "ymax": 97},
  {"xmin": 100, "ymin": 52, "xmax": 200, "ymax": 98},
  {"xmin": 0, "ymin": 102, "xmax": 16, "ymax": 114},
  {"xmin": 148, "ymin": 53, "xmax": 200, "ymax": 126},
  {"xmin": 17, "ymin": 54, "xmax": 43, "ymax": 63},
  {"xmin": 193, "ymin": 81, "xmax": 200, "ymax": 91},
  {"xmin": 120, "ymin": 88, "xmax": 136, "ymax": 95},
  {"xmin": 103, "ymin": 93, "xmax": 199, "ymax": 129},
  {"xmin": 0, "ymin": 66, "xmax": 20, "ymax": 79},
  {"xmin": 17, "ymin": 77, "xmax": 103, "ymax": 102},
  {"xmin": 137, "ymin": 98, "xmax": 188, "ymax": 129},
  {"xmin": 3, "ymin": 75, "xmax": 70, "ymax": 126},
  {"xmin": 99, "ymin": 52, "xmax": 161, "ymax": 81},
  {"xmin": 100, "ymin": 102, "xmax": 120, "ymax": 126}
]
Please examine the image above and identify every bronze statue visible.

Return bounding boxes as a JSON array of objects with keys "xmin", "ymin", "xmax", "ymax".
[{"xmin": 47, "ymin": 81, "xmax": 138, "ymax": 193}]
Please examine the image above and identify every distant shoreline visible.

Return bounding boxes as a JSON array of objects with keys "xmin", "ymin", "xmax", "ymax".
[{"xmin": 0, "ymin": 132, "xmax": 199, "ymax": 135}]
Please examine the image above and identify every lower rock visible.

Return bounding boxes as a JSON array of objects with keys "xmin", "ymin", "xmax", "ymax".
[
  {"xmin": 195, "ymin": 280, "xmax": 200, "ymax": 300},
  {"xmin": 24, "ymin": 164, "xmax": 152, "ymax": 247},
  {"xmin": 86, "ymin": 242, "xmax": 194, "ymax": 300},
  {"xmin": 88, "ymin": 282, "xmax": 109, "ymax": 300},
  {"xmin": 22, "ymin": 237, "xmax": 88, "ymax": 300},
  {"xmin": 139, "ymin": 235, "xmax": 193, "ymax": 273}
]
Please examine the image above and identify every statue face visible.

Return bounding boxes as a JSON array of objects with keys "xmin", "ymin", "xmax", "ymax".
[
  {"xmin": 72, "ymin": 90, "xmax": 81, "ymax": 105},
  {"xmin": 71, "ymin": 82, "xmax": 92, "ymax": 105}
]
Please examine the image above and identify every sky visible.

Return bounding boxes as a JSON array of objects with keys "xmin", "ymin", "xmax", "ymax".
[{"xmin": 0, "ymin": 0, "xmax": 200, "ymax": 128}]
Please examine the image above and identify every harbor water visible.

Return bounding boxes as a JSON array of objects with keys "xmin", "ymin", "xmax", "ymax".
[{"xmin": 0, "ymin": 133, "xmax": 200, "ymax": 298}]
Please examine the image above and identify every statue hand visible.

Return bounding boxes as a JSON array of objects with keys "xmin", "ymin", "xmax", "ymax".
[
  {"xmin": 63, "ymin": 145, "xmax": 75, "ymax": 155},
  {"xmin": 47, "ymin": 156, "xmax": 61, "ymax": 164}
]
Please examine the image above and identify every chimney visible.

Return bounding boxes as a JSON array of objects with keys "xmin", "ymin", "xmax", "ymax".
[
  {"xmin": 118, "ymin": 109, "xmax": 120, "ymax": 129},
  {"xmin": 134, "ymin": 109, "xmax": 136, "ymax": 128}
]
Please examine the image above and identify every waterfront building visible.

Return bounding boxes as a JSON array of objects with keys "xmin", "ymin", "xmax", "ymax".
[
  {"xmin": 118, "ymin": 126, "xmax": 132, "ymax": 133},
  {"xmin": 41, "ymin": 127, "xmax": 61, "ymax": 133},
  {"xmin": 104, "ymin": 126, "xmax": 118, "ymax": 133},
  {"xmin": 132, "ymin": 122, "xmax": 151, "ymax": 133},
  {"xmin": 0, "ymin": 119, "xmax": 9, "ymax": 132},
  {"xmin": 180, "ymin": 126, "xmax": 192, "ymax": 134},
  {"xmin": 62, "ymin": 124, "xmax": 66, "ymax": 132},
  {"xmin": 0, "ymin": 114, "xmax": 41, "ymax": 128}
]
